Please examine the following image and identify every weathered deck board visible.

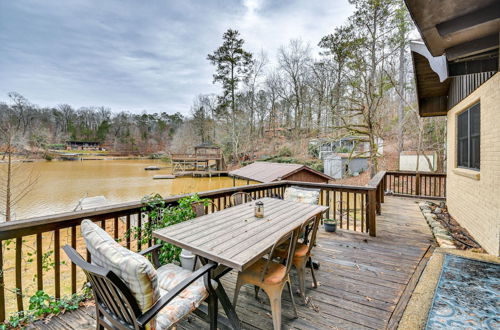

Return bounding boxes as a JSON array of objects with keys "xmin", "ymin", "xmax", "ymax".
[{"xmin": 35, "ymin": 196, "xmax": 434, "ymax": 329}]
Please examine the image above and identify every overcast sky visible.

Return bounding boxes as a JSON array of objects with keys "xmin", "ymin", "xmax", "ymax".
[{"xmin": 0, "ymin": 0, "xmax": 354, "ymax": 115}]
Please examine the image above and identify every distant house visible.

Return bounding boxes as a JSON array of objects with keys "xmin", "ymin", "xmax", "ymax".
[
  {"xmin": 229, "ymin": 162, "xmax": 332, "ymax": 184},
  {"xmin": 310, "ymin": 136, "xmax": 383, "ymax": 160},
  {"xmin": 406, "ymin": 0, "xmax": 500, "ymax": 255},
  {"xmin": 66, "ymin": 141, "xmax": 101, "ymax": 151}
]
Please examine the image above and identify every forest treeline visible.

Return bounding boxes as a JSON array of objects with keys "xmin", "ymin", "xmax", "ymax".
[
  {"xmin": 0, "ymin": 92, "xmax": 184, "ymax": 154},
  {"xmin": 0, "ymin": 0, "xmax": 446, "ymax": 171}
]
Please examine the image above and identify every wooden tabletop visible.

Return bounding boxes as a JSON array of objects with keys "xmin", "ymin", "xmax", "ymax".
[{"xmin": 153, "ymin": 197, "xmax": 328, "ymax": 271}]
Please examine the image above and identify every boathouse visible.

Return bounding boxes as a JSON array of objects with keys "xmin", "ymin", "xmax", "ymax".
[
  {"xmin": 229, "ymin": 162, "xmax": 332, "ymax": 184},
  {"xmin": 170, "ymin": 142, "xmax": 226, "ymax": 173},
  {"xmin": 66, "ymin": 140, "xmax": 101, "ymax": 151}
]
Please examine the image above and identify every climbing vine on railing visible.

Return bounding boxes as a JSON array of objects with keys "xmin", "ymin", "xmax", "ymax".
[{"xmin": 133, "ymin": 193, "xmax": 209, "ymax": 265}]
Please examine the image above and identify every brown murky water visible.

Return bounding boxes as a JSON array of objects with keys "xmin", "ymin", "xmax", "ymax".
[{"xmin": 2, "ymin": 159, "xmax": 246, "ymax": 220}]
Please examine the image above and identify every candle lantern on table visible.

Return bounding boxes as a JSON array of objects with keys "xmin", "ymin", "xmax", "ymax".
[{"xmin": 255, "ymin": 201, "xmax": 264, "ymax": 218}]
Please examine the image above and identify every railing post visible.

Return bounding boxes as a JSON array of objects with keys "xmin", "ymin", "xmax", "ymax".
[
  {"xmin": 381, "ymin": 176, "xmax": 385, "ymax": 203},
  {"xmin": 375, "ymin": 185, "xmax": 381, "ymax": 215},
  {"xmin": 0, "ymin": 240, "xmax": 5, "ymax": 322},
  {"xmin": 416, "ymin": 172, "xmax": 421, "ymax": 196},
  {"xmin": 368, "ymin": 189, "xmax": 377, "ymax": 237}
]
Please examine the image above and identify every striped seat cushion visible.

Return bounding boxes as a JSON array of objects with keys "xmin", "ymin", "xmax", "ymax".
[{"xmin": 155, "ymin": 264, "xmax": 216, "ymax": 329}]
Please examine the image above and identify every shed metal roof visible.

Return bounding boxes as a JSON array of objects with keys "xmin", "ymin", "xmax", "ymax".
[{"xmin": 229, "ymin": 162, "xmax": 331, "ymax": 183}]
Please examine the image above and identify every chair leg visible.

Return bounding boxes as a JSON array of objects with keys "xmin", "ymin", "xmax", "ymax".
[
  {"xmin": 254, "ymin": 285, "xmax": 260, "ymax": 299},
  {"xmin": 264, "ymin": 286, "xmax": 283, "ymax": 330},
  {"xmin": 296, "ymin": 262, "xmax": 306, "ymax": 303},
  {"xmin": 208, "ymin": 292, "xmax": 218, "ymax": 330},
  {"xmin": 309, "ymin": 257, "xmax": 318, "ymax": 289},
  {"xmin": 233, "ymin": 276, "xmax": 243, "ymax": 307},
  {"xmin": 286, "ymin": 279, "xmax": 298, "ymax": 319},
  {"xmin": 96, "ymin": 307, "xmax": 104, "ymax": 330}
]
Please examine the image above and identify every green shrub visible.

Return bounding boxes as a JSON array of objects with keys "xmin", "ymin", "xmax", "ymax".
[
  {"xmin": 47, "ymin": 144, "xmax": 66, "ymax": 150},
  {"xmin": 277, "ymin": 146, "xmax": 292, "ymax": 157},
  {"xmin": 309, "ymin": 162, "xmax": 324, "ymax": 172},
  {"xmin": 336, "ymin": 147, "xmax": 350, "ymax": 153},
  {"xmin": 1, "ymin": 288, "xmax": 91, "ymax": 328},
  {"xmin": 308, "ymin": 144, "xmax": 319, "ymax": 158},
  {"xmin": 134, "ymin": 194, "xmax": 210, "ymax": 265}
]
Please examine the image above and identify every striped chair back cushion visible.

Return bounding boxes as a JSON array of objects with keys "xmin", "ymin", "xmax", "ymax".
[{"xmin": 80, "ymin": 219, "xmax": 160, "ymax": 312}]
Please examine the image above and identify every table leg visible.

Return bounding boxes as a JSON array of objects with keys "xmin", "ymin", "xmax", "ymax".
[
  {"xmin": 199, "ymin": 257, "xmax": 242, "ymax": 330},
  {"xmin": 214, "ymin": 278, "xmax": 242, "ymax": 330}
]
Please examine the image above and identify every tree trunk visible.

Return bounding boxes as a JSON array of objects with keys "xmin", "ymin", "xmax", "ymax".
[
  {"xmin": 230, "ymin": 63, "xmax": 238, "ymax": 164},
  {"xmin": 397, "ymin": 42, "xmax": 406, "ymax": 158},
  {"xmin": 5, "ymin": 138, "xmax": 12, "ymax": 222}
]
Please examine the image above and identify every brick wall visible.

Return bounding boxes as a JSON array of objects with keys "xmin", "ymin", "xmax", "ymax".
[{"xmin": 446, "ymin": 72, "xmax": 500, "ymax": 255}]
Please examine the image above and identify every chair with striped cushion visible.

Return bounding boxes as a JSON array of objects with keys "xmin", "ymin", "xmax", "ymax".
[
  {"xmin": 283, "ymin": 186, "xmax": 320, "ymax": 205},
  {"xmin": 66, "ymin": 219, "xmax": 218, "ymax": 330}
]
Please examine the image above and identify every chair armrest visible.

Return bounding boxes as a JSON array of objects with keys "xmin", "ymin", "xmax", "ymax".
[
  {"xmin": 136, "ymin": 262, "xmax": 217, "ymax": 327},
  {"xmin": 138, "ymin": 244, "xmax": 162, "ymax": 268}
]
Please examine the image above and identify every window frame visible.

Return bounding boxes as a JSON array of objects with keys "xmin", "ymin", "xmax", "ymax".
[{"xmin": 456, "ymin": 102, "xmax": 480, "ymax": 171}]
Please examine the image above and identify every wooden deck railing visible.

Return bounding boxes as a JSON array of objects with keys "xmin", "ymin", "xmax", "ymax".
[
  {"xmin": 0, "ymin": 175, "xmax": 388, "ymax": 321},
  {"xmin": 171, "ymin": 153, "xmax": 223, "ymax": 159},
  {"xmin": 385, "ymin": 171, "xmax": 446, "ymax": 198}
]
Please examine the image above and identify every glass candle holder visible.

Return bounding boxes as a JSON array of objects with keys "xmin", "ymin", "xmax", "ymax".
[{"xmin": 255, "ymin": 201, "xmax": 264, "ymax": 218}]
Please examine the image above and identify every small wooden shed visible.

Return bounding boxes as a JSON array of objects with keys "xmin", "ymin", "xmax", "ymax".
[{"xmin": 229, "ymin": 162, "xmax": 332, "ymax": 184}]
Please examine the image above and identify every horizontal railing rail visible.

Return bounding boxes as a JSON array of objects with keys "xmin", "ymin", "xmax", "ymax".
[
  {"xmin": 0, "ymin": 178, "xmax": 382, "ymax": 321},
  {"xmin": 170, "ymin": 153, "xmax": 222, "ymax": 159},
  {"xmin": 385, "ymin": 171, "xmax": 446, "ymax": 198}
]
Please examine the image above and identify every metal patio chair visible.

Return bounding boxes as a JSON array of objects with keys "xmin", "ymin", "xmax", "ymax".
[
  {"xmin": 233, "ymin": 226, "xmax": 301, "ymax": 330},
  {"xmin": 230, "ymin": 192, "xmax": 253, "ymax": 206},
  {"xmin": 66, "ymin": 219, "xmax": 218, "ymax": 330}
]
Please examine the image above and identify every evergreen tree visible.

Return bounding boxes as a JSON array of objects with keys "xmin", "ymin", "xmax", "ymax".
[{"xmin": 207, "ymin": 29, "xmax": 253, "ymax": 162}]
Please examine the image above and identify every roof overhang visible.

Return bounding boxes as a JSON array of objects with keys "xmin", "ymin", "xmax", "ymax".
[
  {"xmin": 405, "ymin": 0, "xmax": 499, "ymax": 116},
  {"xmin": 280, "ymin": 165, "xmax": 333, "ymax": 182},
  {"xmin": 405, "ymin": 0, "xmax": 500, "ymax": 58},
  {"xmin": 410, "ymin": 41, "xmax": 450, "ymax": 117}
]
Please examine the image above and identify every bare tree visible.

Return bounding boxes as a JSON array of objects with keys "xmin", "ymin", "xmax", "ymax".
[
  {"xmin": 278, "ymin": 39, "xmax": 312, "ymax": 132},
  {"xmin": 0, "ymin": 107, "xmax": 38, "ymax": 221},
  {"xmin": 244, "ymin": 50, "xmax": 268, "ymax": 137},
  {"xmin": 332, "ymin": 0, "xmax": 396, "ymax": 177}
]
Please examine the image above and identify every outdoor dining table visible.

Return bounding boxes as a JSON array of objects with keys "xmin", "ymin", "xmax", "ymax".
[{"xmin": 153, "ymin": 197, "xmax": 328, "ymax": 329}]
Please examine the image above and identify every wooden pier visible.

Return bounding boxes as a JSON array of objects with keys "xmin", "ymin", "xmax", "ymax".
[
  {"xmin": 171, "ymin": 143, "xmax": 226, "ymax": 174},
  {"xmin": 174, "ymin": 170, "xmax": 228, "ymax": 178}
]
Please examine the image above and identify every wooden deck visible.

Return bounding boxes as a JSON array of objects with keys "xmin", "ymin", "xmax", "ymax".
[{"xmin": 30, "ymin": 196, "xmax": 435, "ymax": 330}]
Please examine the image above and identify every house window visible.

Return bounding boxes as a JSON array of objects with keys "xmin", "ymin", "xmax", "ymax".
[{"xmin": 457, "ymin": 103, "xmax": 480, "ymax": 170}]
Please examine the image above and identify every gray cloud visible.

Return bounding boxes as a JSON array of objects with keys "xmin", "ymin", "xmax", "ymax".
[{"xmin": 0, "ymin": 0, "xmax": 353, "ymax": 114}]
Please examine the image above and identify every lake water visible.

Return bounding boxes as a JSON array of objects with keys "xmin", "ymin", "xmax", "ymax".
[
  {"xmin": 2, "ymin": 159, "xmax": 246, "ymax": 220},
  {"xmin": 0, "ymin": 159, "xmax": 251, "ymax": 317}
]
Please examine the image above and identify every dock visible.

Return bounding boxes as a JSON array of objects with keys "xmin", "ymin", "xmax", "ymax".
[
  {"xmin": 171, "ymin": 143, "xmax": 226, "ymax": 174},
  {"xmin": 174, "ymin": 170, "xmax": 228, "ymax": 177},
  {"xmin": 153, "ymin": 175, "xmax": 176, "ymax": 179}
]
